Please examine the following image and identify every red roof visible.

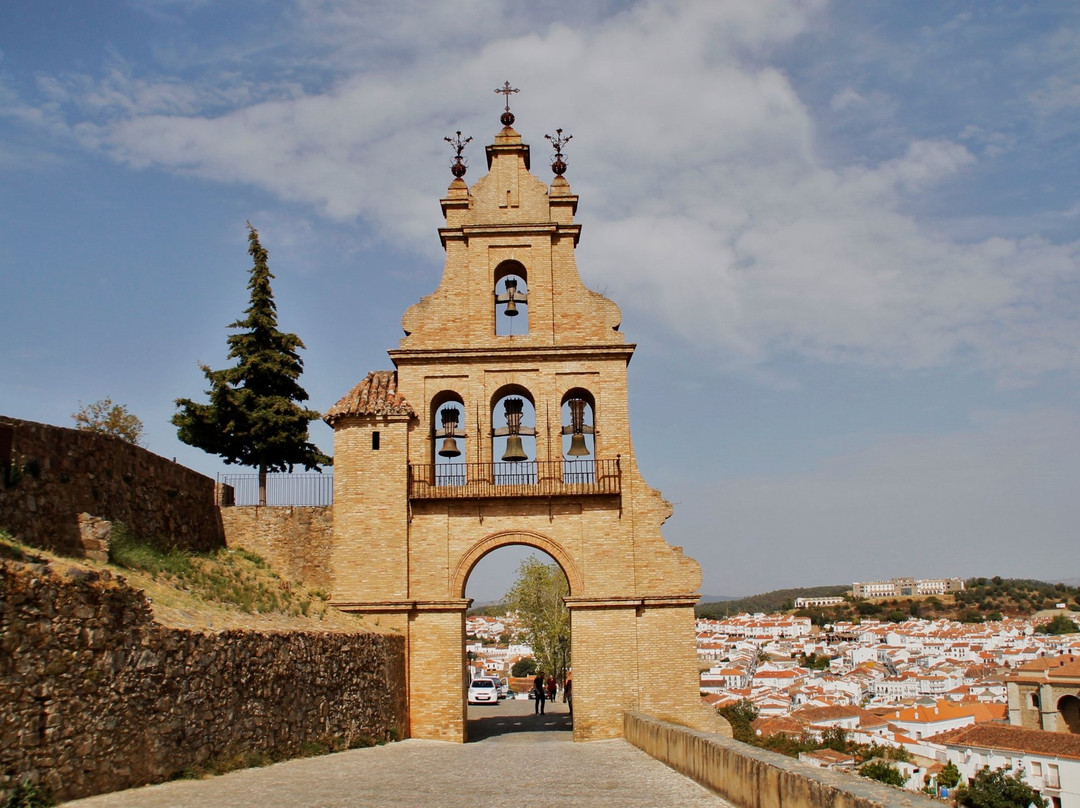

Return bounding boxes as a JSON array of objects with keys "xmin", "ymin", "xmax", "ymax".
[
  {"xmin": 325, "ymin": 371, "xmax": 415, "ymax": 423},
  {"xmin": 930, "ymin": 724, "xmax": 1080, "ymax": 761}
]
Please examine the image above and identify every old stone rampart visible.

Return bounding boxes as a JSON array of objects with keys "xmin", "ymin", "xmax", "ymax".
[
  {"xmin": 625, "ymin": 712, "xmax": 941, "ymax": 808},
  {"xmin": 220, "ymin": 506, "xmax": 333, "ymax": 590},
  {"xmin": 0, "ymin": 416, "xmax": 224, "ymax": 555},
  {"xmin": 0, "ymin": 555, "xmax": 407, "ymax": 803}
]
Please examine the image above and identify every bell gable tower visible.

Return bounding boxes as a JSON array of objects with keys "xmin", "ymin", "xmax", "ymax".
[{"xmin": 326, "ymin": 90, "xmax": 721, "ymax": 742}]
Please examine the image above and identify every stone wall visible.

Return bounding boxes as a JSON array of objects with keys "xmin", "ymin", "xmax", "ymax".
[
  {"xmin": 0, "ymin": 553, "xmax": 407, "ymax": 803},
  {"xmin": 0, "ymin": 417, "xmax": 224, "ymax": 556},
  {"xmin": 624, "ymin": 712, "xmax": 941, "ymax": 808},
  {"xmin": 220, "ymin": 506, "xmax": 333, "ymax": 591}
]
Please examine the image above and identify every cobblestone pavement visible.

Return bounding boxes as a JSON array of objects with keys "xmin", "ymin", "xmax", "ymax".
[{"xmin": 62, "ymin": 699, "xmax": 732, "ymax": 807}]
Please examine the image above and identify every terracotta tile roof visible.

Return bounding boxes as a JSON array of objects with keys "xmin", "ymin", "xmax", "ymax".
[
  {"xmin": 802, "ymin": 749, "xmax": 855, "ymax": 765},
  {"xmin": 930, "ymin": 724, "xmax": 1080, "ymax": 761},
  {"xmin": 325, "ymin": 371, "xmax": 415, "ymax": 423}
]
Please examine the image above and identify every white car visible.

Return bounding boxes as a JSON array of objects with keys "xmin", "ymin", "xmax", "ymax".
[{"xmin": 467, "ymin": 677, "xmax": 500, "ymax": 705}]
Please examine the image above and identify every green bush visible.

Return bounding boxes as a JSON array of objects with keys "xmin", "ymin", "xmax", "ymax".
[
  {"xmin": 955, "ymin": 766, "xmax": 1047, "ymax": 808},
  {"xmin": 860, "ymin": 760, "xmax": 905, "ymax": 787},
  {"xmin": 2, "ymin": 781, "xmax": 54, "ymax": 808}
]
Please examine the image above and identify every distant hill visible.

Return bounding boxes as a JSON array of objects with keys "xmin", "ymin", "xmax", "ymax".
[
  {"xmin": 696, "ymin": 585, "xmax": 849, "ymax": 619},
  {"xmin": 695, "ymin": 577, "xmax": 1080, "ymax": 623}
]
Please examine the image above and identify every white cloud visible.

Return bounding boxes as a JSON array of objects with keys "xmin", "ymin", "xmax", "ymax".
[{"xmin": 7, "ymin": 0, "xmax": 1080, "ymax": 384}]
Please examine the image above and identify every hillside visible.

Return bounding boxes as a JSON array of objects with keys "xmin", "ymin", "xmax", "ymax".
[
  {"xmin": 696, "ymin": 576, "xmax": 1080, "ymax": 623},
  {"xmin": 696, "ymin": 585, "xmax": 849, "ymax": 619},
  {"xmin": 0, "ymin": 530, "xmax": 385, "ymax": 634}
]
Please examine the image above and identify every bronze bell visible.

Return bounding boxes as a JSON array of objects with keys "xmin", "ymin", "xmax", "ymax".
[
  {"xmin": 567, "ymin": 433, "xmax": 590, "ymax": 457},
  {"xmin": 502, "ymin": 435, "xmax": 528, "ymax": 462},
  {"xmin": 504, "ymin": 279, "xmax": 519, "ymax": 317},
  {"xmin": 438, "ymin": 437, "xmax": 461, "ymax": 458}
]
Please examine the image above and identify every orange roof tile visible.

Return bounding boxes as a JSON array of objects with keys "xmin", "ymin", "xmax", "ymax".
[
  {"xmin": 325, "ymin": 371, "xmax": 415, "ymax": 423},
  {"xmin": 930, "ymin": 724, "xmax": 1080, "ymax": 761}
]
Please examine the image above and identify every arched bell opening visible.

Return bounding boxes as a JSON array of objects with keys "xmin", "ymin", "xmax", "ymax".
[
  {"xmin": 1059, "ymin": 694, "xmax": 1080, "ymax": 734},
  {"xmin": 490, "ymin": 386, "xmax": 537, "ymax": 484},
  {"xmin": 494, "ymin": 260, "xmax": 529, "ymax": 336},
  {"xmin": 431, "ymin": 392, "xmax": 468, "ymax": 486},
  {"xmin": 561, "ymin": 389, "xmax": 596, "ymax": 484}
]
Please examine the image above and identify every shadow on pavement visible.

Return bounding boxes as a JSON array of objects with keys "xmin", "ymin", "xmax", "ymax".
[{"xmin": 467, "ymin": 697, "xmax": 573, "ymax": 742}]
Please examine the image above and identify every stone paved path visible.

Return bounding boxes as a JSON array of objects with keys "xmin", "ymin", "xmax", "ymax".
[{"xmin": 63, "ymin": 699, "xmax": 732, "ymax": 807}]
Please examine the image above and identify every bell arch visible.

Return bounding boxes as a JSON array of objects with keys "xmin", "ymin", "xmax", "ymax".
[
  {"xmin": 491, "ymin": 384, "xmax": 537, "ymax": 464},
  {"xmin": 560, "ymin": 387, "xmax": 596, "ymax": 460},
  {"xmin": 431, "ymin": 390, "xmax": 467, "ymax": 471},
  {"xmin": 452, "ymin": 530, "xmax": 584, "ymax": 599},
  {"xmin": 1059, "ymin": 694, "xmax": 1080, "ymax": 734},
  {"xmin": 494, "ymin": 260, "xmax": 528, "ymax": 335}
]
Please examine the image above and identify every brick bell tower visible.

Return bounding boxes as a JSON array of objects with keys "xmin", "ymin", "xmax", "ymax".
[{"xmin": 325, "ymin": 86, "xmax": 723, "ymax": 742}]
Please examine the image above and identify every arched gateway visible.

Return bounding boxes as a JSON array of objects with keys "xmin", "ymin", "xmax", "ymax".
[{"xmin": 325, "ymin": 98, "xmax": 722, "ymax": 742}]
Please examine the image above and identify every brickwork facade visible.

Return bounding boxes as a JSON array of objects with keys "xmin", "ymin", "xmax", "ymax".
[{"xmin": 326, "ymin": 112, "xmax": 721, "ymax": 741}]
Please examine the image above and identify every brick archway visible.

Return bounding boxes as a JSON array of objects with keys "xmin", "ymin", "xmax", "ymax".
[{"xmin": 451, "ymin": 530, "xmax": 583, "ymax": 599}]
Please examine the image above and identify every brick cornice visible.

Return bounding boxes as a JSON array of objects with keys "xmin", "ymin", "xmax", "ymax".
[{"xmin": 389, "ymin": 343, "xmax": 636, "ymax": 366}]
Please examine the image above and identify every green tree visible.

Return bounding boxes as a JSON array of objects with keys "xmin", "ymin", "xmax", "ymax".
[
  {"xmin": 937, "ymin": 761, "xmax": 961, "ymax": 789},
  {"xmin": 511, "ymin": 657, "xmax": 537, "ymax": 677},
  {"xmin": 504, "ymin": 557, "xmax": 570, "ymax": 683},
  {"xmin": 173, "ymin": 225, "xmax": 329, "ymax": 504},
  {"xmin": 73, "ymin": 398, "xmax": 144, "ymax": 445},
  {"xmin": 821, "ymin": 725, "xmax": 848, "ymax": 752},
  {"xmin": 1037, "ymin": 613, "xmax": 1079, "ymax": 635},
  {"xmin": 955, "ymin": 766, "xmax": 1048, "ymax": 808},
  {"xmin": 860, "ymin": 760, "xmax": 905, "ymax": 787},
  {"xmin": 718, "ymin": 698, "xmax": 759, "ymax": 743}
]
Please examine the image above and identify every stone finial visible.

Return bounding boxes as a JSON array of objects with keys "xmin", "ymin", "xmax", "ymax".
[{"xmin": 495, "ymin": 80, "xmax": 519, "ymax": 127}]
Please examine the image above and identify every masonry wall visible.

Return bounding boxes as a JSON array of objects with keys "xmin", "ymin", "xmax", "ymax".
[
  {"xmin": 0, "ymin": 417, "xmax": 224, "ymax": 555},
  {"xmin": 625, "ymin": 712, "xmax": 942, "ymax": 808},
  {"xmin": 0, "ymin": 554, "xmax": 407, "ymax": 804},
  {"xmin": 220, "ymin": 506, "xmax": 333, "ymax": 590}
]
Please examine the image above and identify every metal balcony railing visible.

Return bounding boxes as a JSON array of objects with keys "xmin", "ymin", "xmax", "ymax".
[
  {"xmin": 217, "ymin": 472, "xmax": 333, "ymax": 506},
  {"xmin": 408, "ymin": 458, "xmax": 621, "ymax": 500}
]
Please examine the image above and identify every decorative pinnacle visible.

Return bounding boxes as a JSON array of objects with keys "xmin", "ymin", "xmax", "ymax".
[
  {"xmin": 544, "ymin": 128, "xmax": 573, "ymax": 176},
  {"xmin": 495, "ymin": 80, "xmax": 519, "ymax": 126},
  {"xmin": 444, "ymin": 130, "xmax": 472, "ymax": 178}
]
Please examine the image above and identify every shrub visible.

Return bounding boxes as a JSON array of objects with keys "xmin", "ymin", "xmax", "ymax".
[
  {"xmin": 955, "ymin": 766, "xmax": 1047, "ymax": 808},
  {"xmin": 2, "ymin": 781, "xmax": 54, "ymax": 808},
  {"xmin": 860, "ymin": 760, "xmax": 905, "ymax": 787}
]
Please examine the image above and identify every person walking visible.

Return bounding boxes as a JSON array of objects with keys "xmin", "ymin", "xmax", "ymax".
[
  {"xmin": 546, "ymin": 674, "xmax": 557, "ymax": 703},
  {"xmin": 533, "ymin": 672, "xmax": 546, "ymax": 715},
  {"xmin": 563, "ymin": 673, "xmax": 573, "ymax": 717}
]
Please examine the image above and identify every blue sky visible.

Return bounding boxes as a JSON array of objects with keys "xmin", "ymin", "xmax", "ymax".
[{"xmin": 2, "ymin": 1, "xmax": 1078, "ymax": 601}]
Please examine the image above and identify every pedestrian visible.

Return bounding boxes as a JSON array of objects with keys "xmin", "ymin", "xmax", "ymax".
[
  {"xmin": 564, "ymin": 674, "xmax": 573, "ymax": 717},
  {"xmin": 546, "ymin": 674, "xmax": 557, "ymax": 703},
  {"xmin": 533, "ymin": 672, "xmax": 546, "ymax": 715}
]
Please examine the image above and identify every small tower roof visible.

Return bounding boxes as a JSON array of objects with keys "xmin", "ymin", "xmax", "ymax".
[{"xmin": 325, "ymin": 370, "xmax": 414, "ymax": 424}]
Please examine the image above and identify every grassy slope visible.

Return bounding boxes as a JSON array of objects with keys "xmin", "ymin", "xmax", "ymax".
[{"xmin": 0, "ymin": 531, "xmax": 388, "ymax": 634}]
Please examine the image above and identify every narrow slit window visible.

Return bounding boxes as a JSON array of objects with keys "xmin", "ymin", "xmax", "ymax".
[{"xmin": 372, "ymin": 431, "xmax": 381, "ymax": 450}]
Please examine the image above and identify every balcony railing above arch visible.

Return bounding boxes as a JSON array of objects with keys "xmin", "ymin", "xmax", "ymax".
[{"xmin": 407, "ymin": 458, "xmax": 621, "ymax": 500}]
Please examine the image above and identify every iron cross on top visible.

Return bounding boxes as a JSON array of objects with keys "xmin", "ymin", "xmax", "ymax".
[{"xmin": 495, "ymin": 81, "xmax": 519, "ymax": 112}]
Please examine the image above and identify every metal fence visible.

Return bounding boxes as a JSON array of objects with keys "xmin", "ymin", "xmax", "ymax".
[
  {"xmin": 408, "ymin": 458, "xmax": 621, "ymax": 500},
  {"xmin": 217, "ymin": 472, "xmax": 334, "ymax": 506}
]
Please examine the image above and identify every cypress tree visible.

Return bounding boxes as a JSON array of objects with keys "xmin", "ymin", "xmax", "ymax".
[{"xmin": 173, "ymin": 224, "xmax": 330, "ymax": 504}]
